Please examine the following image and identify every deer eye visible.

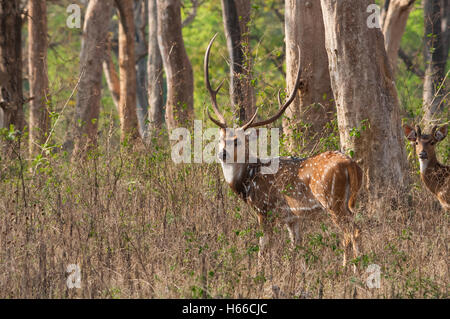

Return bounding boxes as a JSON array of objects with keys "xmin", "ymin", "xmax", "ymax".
[
  {"xmin": 415, "ymin": 142, "xmax": 418, "ymax": 145},
  {"xmin": 430, "ymin": 141, "xmax": 434, "ymax": 146}
]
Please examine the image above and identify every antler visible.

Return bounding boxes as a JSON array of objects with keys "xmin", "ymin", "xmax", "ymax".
[
  {"xmin": 241, "ymin": 46, "xmax": 302, "ymax": 129},
  {"xmin": 204, "ymin": 34, "xmax": 227, "ymax": 128}
]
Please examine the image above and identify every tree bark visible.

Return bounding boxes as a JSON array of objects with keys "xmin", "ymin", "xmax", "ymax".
[
  {"xmin": 381, "ymin": 0, "xmax": 391, "ymax": 25},
  {"xmin": 135, "ymin": 0, "xmax": 149, "ymax": 139},
  {"xmin": 235, "ymin": 0, "xmax": 256, "ymax": 120},
  {"xmin": 115, "ymin": 0, "xmax": 140, "ymax": 141},
  {"xmin": 221, "ymin": 0, "xmax": 255, "ymax": 123},
  {"xmin": 442, "ymin": 0, "xmax": 450, "ymax": 57},
  {"xmin": 157, "ymin": 0, "xmax": 194, "ymax": 130},
  {"xmin": 382, "ymin": 0, "xmax": 416, "ymax": 76},
  {"xmin": 147, "ymin": 0, "xmax": 164, "ymax": 133},
  {"xmin": 103, "ymin": 33, "xmax": 120, "ymax": 111},
  {"xmin": 283, "ymin": 0, "xmax": 334, "ymax": 152},
  {"xmin": 28, "ymin": 0, "xmax": 50, "ymax": 154},
  {"xmin": 320, "ymin": 0, "xmax": 408, "ymax": 207},
  {"xmin": 0, "ymin": 0, "xmax": 23, "ymax": 130},
  {"xmin": 73, "ymin": 0, "xmax": 113, "ymax": 155},
  {"xmin": 422, "ymin": 0, "xmax": 448, "ymax": 127}
]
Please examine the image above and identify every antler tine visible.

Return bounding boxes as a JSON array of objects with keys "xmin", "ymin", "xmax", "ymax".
[
  {"xmin": 239, "ymin": 107, "xmax": 259, "ymax": 131},
  {"xmin": 206, "ymin": 107, "xmax": 226, "ymax": 128},
  {"xmin": 245, "ymin": 46, "xmax": 302, "ymax": 129},
  {"xmin": 204, "ymin": 33, "xmax": 227, "ymax": 128}
]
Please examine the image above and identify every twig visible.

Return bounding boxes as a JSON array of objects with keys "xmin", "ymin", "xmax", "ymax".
[
  {"xmin": 40, "ymin": 68, "xmax": 85, "ymax": 156},
  {"xmin": 422, "ymin": 69, "xmax": 450, "ymax": 126}
]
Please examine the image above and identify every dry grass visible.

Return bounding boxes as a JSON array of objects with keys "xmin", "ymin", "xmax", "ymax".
[{"xmin": 0, "ymin": 132, "xmax": 448, "ymax": 299}]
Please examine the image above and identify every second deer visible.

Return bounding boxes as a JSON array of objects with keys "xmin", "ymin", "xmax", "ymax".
[{"xmin": 403, "ymin": 124, "xmax": 449, "ymax": 210}]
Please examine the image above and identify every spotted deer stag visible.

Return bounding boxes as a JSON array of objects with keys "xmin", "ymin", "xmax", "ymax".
[
  {"xmin": 403, "ymin": 124, "xmax": 449, "ymax": 210},
  {"xmin": 205, "ymin": 35, "xmax": 363, "ymax": 267}
]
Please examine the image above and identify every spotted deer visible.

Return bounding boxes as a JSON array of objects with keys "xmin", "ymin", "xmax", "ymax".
[
  {"xmin": 403, "ymin": 124, "xmax": 449, "ymax": 210},
  {"xmin": 205, "ymin": 35, "xmax": 363, "ymax": 267}
]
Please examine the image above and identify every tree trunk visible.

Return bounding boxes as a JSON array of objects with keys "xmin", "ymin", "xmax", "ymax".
[
  {"xmin": 28, "ymin": 0, "xmax": 49, "ymax": 154},
  {"xmin": 103, "ymin": 33, "xmax": 120, "ymax": 111},
  {"xmin": 320, "ymin": 0, "xmax": 408, "ymax": 207},
  {"xmin": 115, "ymin": 0, "xmax": 140, "ymax": 141},
  {"xmin": 382, "ymin": 0, "xmax": 416, "ymax": 76},
  {"xmin": 283, "ymin": 0, "xmax": 334, "ymax": 153},
  {"xmin": 422, "ymin": 0, "xmax": 448, "ymax": 127},
  {"xmin": 221, "ymin": 0, "xmax": 255, "ymax": 123},
  {"xmin": 0, "ymin": 0, "xmax": 23, "ymax": 130},
  {"xmin": 381, "ymin": 0, "xmax": 391, "ymax": 25},
  {"xmin": 73, "ymin": 0, "xmax": 113, "ymax": 155},
  {"xmin": 135, "ymin": 0, "xmax": 149, "ymax": 139},
  {"xmin": 147, "ymin": 0, "xmax": 164, "ymax": 133},
  {"xmin": 442, "ymin": 0, "xmax": 449, "ymax": 57},
  {"xmin": 235, "ymin": 0, "xmax": 256, "ymax": 120},
  {"xmin": 157, "ymin": 0, "xmax": 194, "ymax": 130}
]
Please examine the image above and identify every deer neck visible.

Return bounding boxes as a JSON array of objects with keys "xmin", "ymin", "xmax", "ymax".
[
  {"xmin": 221, "ymin": 161, "xmax": 249, "ymax": 186},
  {"xmin": 419, "ymin": 156, "xmax": 438, "ymax": 175},
  {"xmin": 419, "ymin": 156, "xmax": 446, "ymax": 193}
]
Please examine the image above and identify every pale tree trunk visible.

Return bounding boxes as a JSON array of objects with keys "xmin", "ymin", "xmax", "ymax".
[
  {"xmin": 381, "ymin": 0, "xmax": 391, "ymax": 25},
  {"xmin": 134, "ymin": 0, "xmax": 149, "ymax": 139},
  {"xmin": 147, "ymin": 0, "xmax": 164, "ymax": 133},
  {"xmin": 102, "ymin": 33, "xmax": 120, "ymax": 110},
  {"xmin": 221, "ymin": 0, "xmax": 255, "ymax": 123},
  {"xmin": 0, "ymin": 0, "xmax": 23, "ymax": 130},
  {"xmin": 283, "ymin": 0, "xmax": 334, "ymax": 153},
  {"xmin": 382, "ymin": 0, "xmax": 416, "ymax": 76},
  {"xmin": 157, "ymin": 0, "xmax": 194, "ymax": 130},
  {"xmin": 442, "ymin": 0, "xmax": 449, "ymax": 57},
  {"xmin": 320, "ymin": 0, "xmax": 408, "ymax": 207},
  {"xmin": 422, "ymin": 0, "xmax": 448, "ymax": 128},
  {"xmin": 73, "ymin": 0, "xmax": 113, "ymax": 155},
  {"xmin": 115, "ymin": 0, "xmax": 140, "ymax": 141},
  {"xmin": 28, "ymin": 0, "xmax": 50, "ymax": 154}
]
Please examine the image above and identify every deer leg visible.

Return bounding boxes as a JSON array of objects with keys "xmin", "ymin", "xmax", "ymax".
[
  {"xmin": 285, "ymin": 216, "xmax": 301, "ymax": 248},
  {"xmin": 330, "ymin": 212, "xmax": 357, "ymax": 268},
  {"xmin": 257, "ymin": 212, "xmax": 274, "ymax": 266},
  {"xmin": 342, "ymin": 232, "xmax": 352, "ymax": 268},
  {"xmin": 351, "ymin": 223, "xmax": 361, "ymax": 260}
]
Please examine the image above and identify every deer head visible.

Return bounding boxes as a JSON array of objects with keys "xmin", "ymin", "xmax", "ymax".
[
  {"xmin": 403, "ymin": 124, "xmax": 448, "ymax": 172},
  {"xmin": 204, "ymin": 34, "xmax": 302, "ymax": 171}
]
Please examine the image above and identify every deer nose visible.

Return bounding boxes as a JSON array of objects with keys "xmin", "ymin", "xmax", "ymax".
[{"xmin": 418, "ymin": 151, "xmax": 428, "ymax": 159}]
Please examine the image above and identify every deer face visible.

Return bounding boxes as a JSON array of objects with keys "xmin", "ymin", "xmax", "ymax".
[
  {"xmin": 403, "ymin": 124, "xmax": 448, "ymax": 172},
  {"xmin": 217, "ymin": 128, "xmax": 258, "ymax": 164},
  {"xmin": 204, "ymin": 33, "xmax": 301, "ymax": 171}
]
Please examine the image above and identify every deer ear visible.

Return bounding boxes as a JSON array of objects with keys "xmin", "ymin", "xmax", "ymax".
[
  {"xmin": 434, "ymin": 124, "xmax": 448, "ymax": 142},
  {"xmin": 403, "ymin": 124, "xmax": 417, "ymax": 142}
]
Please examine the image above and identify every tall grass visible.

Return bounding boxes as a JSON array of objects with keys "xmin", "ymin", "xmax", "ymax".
[{"xmin": 0, "ymin": 128, "xmax": 448, "ymax": 299}]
